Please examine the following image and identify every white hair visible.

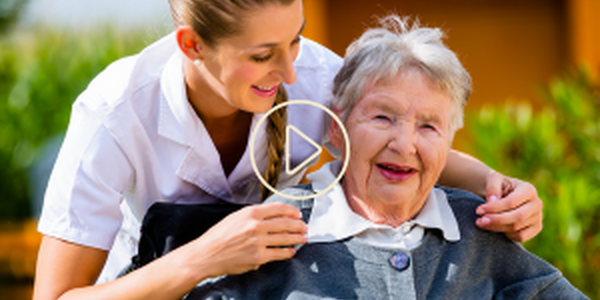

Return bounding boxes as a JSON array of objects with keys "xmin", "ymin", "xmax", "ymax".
[{"xmin": 332, "ymin": 15, "xmax": 472, "ymax": 134}]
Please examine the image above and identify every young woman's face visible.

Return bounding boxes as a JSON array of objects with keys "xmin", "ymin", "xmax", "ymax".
[
  {"xmin": 336, "ymin": 69, "xmax": 453, "ymax": 211},
  {"xmin": 200, "ymin": 0, "xmax": 304, "ymax": 114}
]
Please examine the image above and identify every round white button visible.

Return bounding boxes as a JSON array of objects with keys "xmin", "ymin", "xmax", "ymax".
[{"xmin": 401, "ymin": 224, "xmax": 412, "ymax": 234}]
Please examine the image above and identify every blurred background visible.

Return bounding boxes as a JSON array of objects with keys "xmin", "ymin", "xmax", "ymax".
[{"xmin": 0, "ymin": 0, "xmax": 598, "ymax": 299}]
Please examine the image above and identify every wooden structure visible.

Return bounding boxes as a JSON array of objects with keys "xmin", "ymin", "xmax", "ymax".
[{"xmin": 303, "ymin": 0, "xmax": 600, "ymax": 152}]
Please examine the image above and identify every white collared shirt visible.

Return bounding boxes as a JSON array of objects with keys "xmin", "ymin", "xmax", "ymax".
[
  {"xmin": 38, "ymin": 32, "xmax": 342, "ymax": 281},
  {"xmin": 306, "ymin": 161, "xmax": 460, "ymax": 250}
]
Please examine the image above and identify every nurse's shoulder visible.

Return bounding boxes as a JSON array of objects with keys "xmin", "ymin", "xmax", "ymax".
[
  {"xmin": 286, "ymin": 37, "xmax": 342, "ymax": 105},
  {"xmin": 81, "ymin": 32, "xmax": 179, "ymax": 110}
]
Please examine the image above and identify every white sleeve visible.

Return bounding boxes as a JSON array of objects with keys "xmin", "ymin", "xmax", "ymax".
[{"xmin": 38, "ymin": 90, "xmax": 134, "ymax": 251}]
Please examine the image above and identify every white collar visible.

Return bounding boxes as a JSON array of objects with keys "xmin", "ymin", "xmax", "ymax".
[{"xmin": 305, "ymin": 161, "xmax": 460, "ymax": 245}]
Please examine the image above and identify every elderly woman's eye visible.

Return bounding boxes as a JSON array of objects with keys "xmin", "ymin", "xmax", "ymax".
[
  {"xmin": 375, "ymin": 115, "xmax": 390, "ymax": 121},
  {"xmin": 422, "ymin": 124, "xmax": 436, "ymax": 130}
]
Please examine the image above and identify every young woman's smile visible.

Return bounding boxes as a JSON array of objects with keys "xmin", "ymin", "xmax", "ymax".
[{"xmin": 251, "ymin": 85, "xmax": 279, "ymax": 98}]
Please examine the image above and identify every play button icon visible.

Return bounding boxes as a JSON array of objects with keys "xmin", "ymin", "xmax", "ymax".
[
  {"xmin": 250, "ymin": 99, "xmax": 350, "ymax": 201},
  {"xmin": 285, "ymin": 124, "xmax": 322, "ymax": 176}
]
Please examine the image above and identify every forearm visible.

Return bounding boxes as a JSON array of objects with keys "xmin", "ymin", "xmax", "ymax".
[
  {"xmin": 439, "ymin": 149, "xmax": 491, "ymax": 198},
  {"xmin": 59, "ymin": 248, "xmax": 206, "ymax": 300},
  {"xmin": 39, "ymin": 203, "xmax": 307, "ymax": 300},
  {"xmin": 34, "ymin": 235, "xmax": 210, "ymax": 300}
]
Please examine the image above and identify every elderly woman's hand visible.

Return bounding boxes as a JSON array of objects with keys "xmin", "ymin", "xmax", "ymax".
[{"xmin": 475, "ymin": 171, "xmax": 543, "ymax": 242}]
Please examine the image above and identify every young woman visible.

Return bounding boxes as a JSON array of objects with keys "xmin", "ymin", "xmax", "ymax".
[{"xmin": 33, "ymin": 1, "xmax": 543, "ymax": 300}]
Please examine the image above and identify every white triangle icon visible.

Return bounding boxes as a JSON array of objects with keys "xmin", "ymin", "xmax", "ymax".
[{"xmin": 285, "ymin": 125, "xmax": 323, "ymax": 175}]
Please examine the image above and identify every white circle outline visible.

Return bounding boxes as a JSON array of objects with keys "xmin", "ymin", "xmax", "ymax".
[{"xmin": 249, "ymin": 99, "xmax": 350, "ymax": 200}]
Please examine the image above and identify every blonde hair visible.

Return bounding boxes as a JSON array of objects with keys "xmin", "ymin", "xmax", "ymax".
[
  {"xmin": 262, "ymin": 86, "xmax": 288, "ymax": 201},
  {"xmin": 169, "ymin": 0, "xmax": 295, "ymax": 47}
]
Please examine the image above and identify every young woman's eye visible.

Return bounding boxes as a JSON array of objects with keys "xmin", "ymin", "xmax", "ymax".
[
  {"xmin": 252, "ymin": 53, "xmax": 272, "ymax": 63},
  {"xmin": 291, "ymin": 36, "xmax": 301, "ymax": 45}
]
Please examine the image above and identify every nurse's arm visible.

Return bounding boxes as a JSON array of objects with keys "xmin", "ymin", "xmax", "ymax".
[
  {"xmin": 439, "ymin": 150, "xmax": 489, "ymax": 197},
  {"xmin": 439, "ymin": 149, "xmax": 543, "ymax": 242},
  {"xmin": 33, "ymin": 202, "xmax": 307, "ymax": 300},
  {"xmin": 33, "ymin": 235, "xmax": 205, "ymax": 300}
]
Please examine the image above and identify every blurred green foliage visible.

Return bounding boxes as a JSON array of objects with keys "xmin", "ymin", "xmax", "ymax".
[
  {"xmin": 466, "ymin": 69, "xmax": 600, "ymax": 298},
  {"xmin": 0, "ymin": 0, "xmax": 28, "ymax": 34},
  {"xmin": 0, "ymin": 26, "xmax": 158, "ymax": 220}
]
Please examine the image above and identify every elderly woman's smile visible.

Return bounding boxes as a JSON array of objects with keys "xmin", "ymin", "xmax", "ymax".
[
  {"xmin": 375, "ymin": 163, "xmax": 416, "ymax": 181},
  {"xmin": 331, "ymin": 68, "xmax": 453, "ymax": 227}
]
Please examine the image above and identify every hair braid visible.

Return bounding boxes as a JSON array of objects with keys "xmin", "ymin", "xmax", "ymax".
[{"xmin": 261, "ymin": 85, "xmax": 288, "ymax": 201}]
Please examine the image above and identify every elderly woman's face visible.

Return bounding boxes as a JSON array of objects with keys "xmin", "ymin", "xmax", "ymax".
[{"xmin": 334, "ymin": 69, "xmax": 453, "ymax": 209}]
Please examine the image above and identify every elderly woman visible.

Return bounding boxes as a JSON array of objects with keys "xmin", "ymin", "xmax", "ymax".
[{"xmin": 185, "ymin": 15, "xmax": 587, "ymax": 300}]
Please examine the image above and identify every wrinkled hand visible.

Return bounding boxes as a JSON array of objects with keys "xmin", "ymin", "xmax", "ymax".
[
  {"xmin": 475, "ymin": 171, "xmax": 543, "ymax": 242},
  {"xmin": 185, "ymin": 202, "xmax": 308, "ymax": 278}
]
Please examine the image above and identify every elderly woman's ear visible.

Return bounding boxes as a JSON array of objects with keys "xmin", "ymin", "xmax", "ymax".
[{"xmin": 328, "ymin": 114, "xmax": 345, "ymax": 153}]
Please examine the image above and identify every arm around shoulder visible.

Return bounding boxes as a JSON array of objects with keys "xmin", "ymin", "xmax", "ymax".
[{"xmin": 439, "ymin": 149, "xmax": 490, "ymax": 197}]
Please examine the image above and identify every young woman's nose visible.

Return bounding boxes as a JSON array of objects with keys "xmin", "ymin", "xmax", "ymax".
[{"xmin": 272, "ymin": 50, "xmax": 297, "ymax": 84}]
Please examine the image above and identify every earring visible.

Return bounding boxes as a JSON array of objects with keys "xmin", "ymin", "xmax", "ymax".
[{"xmin": 193, "ymin": 59, "xmax": 202, "ymax": 67}]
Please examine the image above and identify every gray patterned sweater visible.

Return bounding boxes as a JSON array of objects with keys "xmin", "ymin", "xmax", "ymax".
[{"xmin": 185, "ymin": 186, "xmax": 589, "ymax": 300}]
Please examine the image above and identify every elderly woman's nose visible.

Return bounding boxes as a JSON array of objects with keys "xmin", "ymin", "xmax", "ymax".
[{"xmin": 387, "ymin": 127, "xmax": 417, "ymax": 155}]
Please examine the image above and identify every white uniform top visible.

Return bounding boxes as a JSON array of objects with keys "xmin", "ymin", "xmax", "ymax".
[{"xmin": 37, "ymin": 32, "xmax": 343, "ymax": 281}]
